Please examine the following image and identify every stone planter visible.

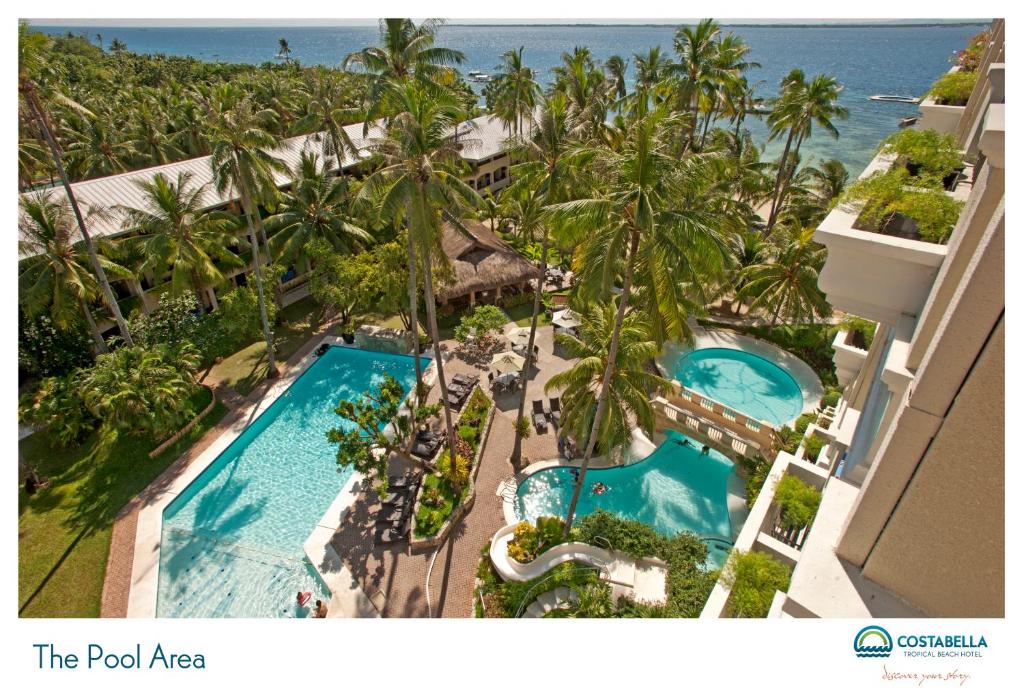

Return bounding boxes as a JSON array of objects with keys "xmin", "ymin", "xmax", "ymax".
[
  {"xmin": 409, "ymin": 396, "xmax": 496, "ymax": 551},
  {"xmin": 831, "ymin": 329, "xmax": 869, "ymax": 387}
]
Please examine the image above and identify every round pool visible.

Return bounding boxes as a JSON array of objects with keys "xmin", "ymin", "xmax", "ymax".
[
  {"xmin": 515, "ymin": 431, "xmax": 736, "ymax": 567},
  {"xmin": 666, "ymin": 347, "xmax": 804, "ymax": 426}
]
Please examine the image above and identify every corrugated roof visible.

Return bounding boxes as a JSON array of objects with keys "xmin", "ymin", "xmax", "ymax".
[{"xmin": 18, "ymin": 112, "xmax": 524, "ymax": 255}]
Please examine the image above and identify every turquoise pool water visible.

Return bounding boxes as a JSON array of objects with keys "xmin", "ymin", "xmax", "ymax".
[
  {"xmin": 514, "ymin": 431, "xmax": 736, "ymax": 567},
  {"xmin": 156, "ymin": 347, "xmax": 421, "ymax": 618},
  {"xmin": 665, "ymin": 346, "xmax": 804, "ymax": 426}
]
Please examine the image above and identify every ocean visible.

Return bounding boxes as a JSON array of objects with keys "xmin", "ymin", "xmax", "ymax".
[{"xmin": 37, "ymin": 22, "xmax": 985, "ymax": 175}]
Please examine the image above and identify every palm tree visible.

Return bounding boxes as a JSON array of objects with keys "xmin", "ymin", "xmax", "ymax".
[
  {"xmin": 343, "ymin": 18, "xmax": 465, "ymax": 127},
  {"xmin": 507, "ymin": 94, "xmax": 578, "ymax": 467},
  {"xmin": 264, "ymin": 152, "xmax": 373, "ymax": 265},
  {"xmin": 604, "ymin": 55, "xmax": 628, "ymax": 101},
  {"xmin": 17, "ymin": 23, "xmax": 134, "ymax": 346},
  {"xmin": 359, "ymin": 82, "xmax": 482, "ymax": 474},
  {"xmin": 740, "ymin": 225, "xmax": 830, "ymax": 325},
  {"xmin": 19, "ymin": 193, "xmax": 133, "ymax": 353},
  {"xmin": 63, "ymin": 112, "xmax": 138, "ymax": 179},
  {"xmin": 277, "ymin": 38, "xmax": 291, "ymax": 61},
  {"xmin": 671, "ymin": 18, "xmax": 723, "ymax": 147},
  {"xmin": 295, "ymin": 68, "xmax": 361, "ymax": 173},
  {"xmin": 116, "ymin": 171, "xmax": 245, "ymax": 308},
  {"xmin": 109, "ymin": 38, "xmax": 127, "ymax": 54},
  {"xmin": 765, "ymin": 70, "xmax": 848, "ymax": 232},
  {"xmin": 491, "ymin": 46, "xmax": 541, "ymax": 137},
  {"xmin": 551, "ymin": 47, "xmax": 608, "ymax": 136},
  {"xmin": 545, "ymin": 104, "xmax": 732, "ymax": 532},
  {"xmin": 208, "ymin": 94, "xmax": 288, "ymax": 378},
  {"xmin": 546, "ymin": 303, "xmax": 672, "ymax": 461}
]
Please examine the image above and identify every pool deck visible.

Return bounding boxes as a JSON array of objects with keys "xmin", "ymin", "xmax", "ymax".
[{"xmin": 656, "ymin": 326, "xmax": 825, "ymax": 426}]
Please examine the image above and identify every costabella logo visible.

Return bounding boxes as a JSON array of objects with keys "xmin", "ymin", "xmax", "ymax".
[{"xmin": 854, "ymin": 625, "xmax": 894, "ymax": 658}]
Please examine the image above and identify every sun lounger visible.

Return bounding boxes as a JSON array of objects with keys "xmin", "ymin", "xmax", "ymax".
[
  {"xmin": 532, "ymin": 400, "xmax": 548, "ymax": 433},
  {"xmin": 388, "ymin": 472, "xmax": 421, "ymax": 490},
  {"xmin": 549, "ymin": 397, "xmax": 561, "ymax": 426},
  {"xmin": 381, "ymin": 490, "xmax": 412, "ymax": 508},
  {"xmin": 452, "ymin": 373, "xmax": 478, "ymax": 387},
  {"xmin": 375, "ymin": 516, "xmax": 412, "ymax": 545},
  {"xmin": 412, "ymin": 438, "xmax": 440, "ymax": 459}
]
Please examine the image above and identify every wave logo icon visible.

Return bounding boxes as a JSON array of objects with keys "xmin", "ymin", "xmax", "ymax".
[{"xmin": 854, "ymin": 625, "xmax": 894, "ymax": 658}]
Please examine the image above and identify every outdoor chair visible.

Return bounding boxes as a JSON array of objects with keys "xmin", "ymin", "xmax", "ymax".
[
  {"xmin": 532, "ymin": 400, "xmax": 548, "ymax": 433},
  {"xmin": 549, "ymin": 397, "xmax": 561, "ymax": 427}
]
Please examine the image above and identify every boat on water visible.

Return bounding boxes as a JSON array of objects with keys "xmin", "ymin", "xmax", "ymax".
[
  {"xmin": 468, "ymin": 70, "xmax": 492, "ymax": 83},
  {"xmin": 898, "ymin": 116, "xmax": 919, "ymax": 128},
  {"xmin": 869, "ymin": 95, "xmax": 921, "ymax": 104}
]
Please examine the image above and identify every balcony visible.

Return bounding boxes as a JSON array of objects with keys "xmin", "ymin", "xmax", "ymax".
[
  {"xmin": 831, "ymin": 329, "xmax": 868, "ymax": 386},
  {"xmin": 814, "ymin": 152, "xmax": 950, "ymax": 325}
]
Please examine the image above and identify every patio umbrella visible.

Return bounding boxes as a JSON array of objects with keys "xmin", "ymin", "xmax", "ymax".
[
  {"xmin": 490, "ymin": 351, "xmax": 525, "ymax": 375},
  {"xmin": 507, "ymin": 326, "xmax": 532, "ymax": 347},
  {"xmin": 552, "ymin": 309, "xmax": 581, "ymax": 329}
]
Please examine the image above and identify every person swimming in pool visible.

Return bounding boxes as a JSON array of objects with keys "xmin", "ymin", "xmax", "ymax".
[
  {"xmin": 700, "ymin": 444, "xmax": 710, "ymax": 456},
  {"xmin": 571, "ymin": 468, "xmax": 580, "ymax": 484},
  {"xmin": 592, "ymin": 482, "xmax": 608, "ymax": 495}
]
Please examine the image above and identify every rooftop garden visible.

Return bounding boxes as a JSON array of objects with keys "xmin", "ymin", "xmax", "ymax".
[
  {"xmin": 924, "ymin": 29, "xmax": 989, "ymax": 107},
  {"xmin": 843, "ymin": 128, "xmax": 967, "ymax": 244},
  {"xmin": 721, "ymin": 550, "xmax": 793, "ymax": 618}
]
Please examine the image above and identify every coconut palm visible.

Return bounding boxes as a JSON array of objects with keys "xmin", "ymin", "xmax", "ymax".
[
  {"xmin": 491, "ymin": 46, "xmax": 541, "ymax": 137},
  {"xmin": 17, "ymin": 23, "xmax": 134, "ymax": 346},
  {"xmin": 671, "ymin": 18, "xmax": 724, "ymax": 147},
  {"xmin": 208, "ymin": 93, "xmax": 288, "ymax": 378},
  {"xmin": 19, "ymin": 193, "xmax": 134, "ymax": 354},
  {"xmin": 277, "ymin": 38, "xmax": 291, "ymax": 61},
  {"xmin": 507, "ymin": 94, "xmax": 580, "ymax": 467},
  {"xmin": 604, "ymin": 55, "xmax": 628, "ymax": 101},
  {"xmin": 551, "ymin": 47, "xmax": 609, "ymax": 136},
  {"xmin": 545, "ymin": 103, "xmax": 732, "ymax": 531},
  {"xmin": 359, "ymin": 82, "xmax": 482, "ymax": 473},
  {"xmin": 765, "ymin": 70, "xmax": 848, "ymax": 232},
  {"xmin": 343, "ymin": 18, "xmax": 465, "ymax": 127},
  {"xmin": 294, "ymin": 68, "xmax": 361, "ymax": 173},
  {"xmin": 264, "ymin": 152, "xmax": 372, "ymax": 266},
  {"xmin": 545, "ymin": 302, "xmax": 672, "ymax": 459},
  {"xmin": 739, "ymin": 225, "xmax": 830, "ymax": 325},
  {"xmin": 116, "ymin": 171, "xmax": 245, "ymax": 308},
  {"xmin": 63, "ymin": 112, "xmax": 138, "ymax": 179}
]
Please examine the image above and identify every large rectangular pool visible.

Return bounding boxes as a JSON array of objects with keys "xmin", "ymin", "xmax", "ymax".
[{"xmin": 156, "ymin": 346, "xmax": 421, "ymax": 618}]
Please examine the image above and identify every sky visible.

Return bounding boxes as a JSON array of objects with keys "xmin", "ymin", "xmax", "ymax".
[{"xmin": 26, "ymin": 18, "xmax": 988, "ymax": 27}]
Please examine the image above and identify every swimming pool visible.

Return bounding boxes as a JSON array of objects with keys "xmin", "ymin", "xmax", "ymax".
[
  {"xmin": 514, "ymin": 431, "xmax": 737, "ymax": 566},
  {"xmin": 663, "ymin": 346, "xmax": 804, "ymax": 426},
  {"xmin": 156, "ymin": 346, "xmax": 421, "ymax": 618}
]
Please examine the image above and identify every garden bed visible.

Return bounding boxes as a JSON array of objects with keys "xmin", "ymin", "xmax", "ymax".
[{"xmin": 409, "ymin": 387, "xmax": 495, "ymax": 550}]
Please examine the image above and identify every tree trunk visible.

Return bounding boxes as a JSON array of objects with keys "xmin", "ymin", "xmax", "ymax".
[
  {"xmin": 406, "ymin": 225, "xmax": 424, "ymax": 403},
  {"xmin": 510, "ymin": 227, "xmax": 550, "ymax": 467},
  {"xmin": 239, "ymin": 186, "xmax": 279, "ymax": 379},
  {"xmin": 26, "ymin": 89, "xmax": 134, "ymax": 347},
  {"xmin": 562, "ymin": 229, "xmax": 640, "ymax": 535},
  {"xmin": 419, "ymin": 237, "xmax": 459, "ymax": 492},
  {"xmin": 766, "ymin": 126, "xmax": 797, "ymax": 233},
  {"xmin": 79, "ymin": 297, "xmax": 108, "ymax": 354}
]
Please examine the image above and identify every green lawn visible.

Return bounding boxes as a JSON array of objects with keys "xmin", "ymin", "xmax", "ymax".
[
  {"xmin": 507, "ymin": 301, "xmax": 551, "ymax": 328},
  {"xmin": 18, "ymin": 388, "xmax": 228, "ymax": 618}
]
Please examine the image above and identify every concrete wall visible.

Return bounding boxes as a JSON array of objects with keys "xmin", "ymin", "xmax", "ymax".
[{"xmin": 861, "ymin": 317, "xmax": 1003, "ymax": 617}]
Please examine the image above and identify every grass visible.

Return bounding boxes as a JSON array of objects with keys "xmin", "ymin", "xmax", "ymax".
[
  {"xmin": 412, "ymin": 475, "xmax": 462, "ymax": 538},
  {"xmin": 207, "ymin": 297, "xmax": 404, "ymax": 395},
  {"xmin": 18, "ymin": 387, "xmax": 228, "ymax": 618},
  {"xmin": 507, "ymin": 301, "xmax": 551, "ymax": 328}
]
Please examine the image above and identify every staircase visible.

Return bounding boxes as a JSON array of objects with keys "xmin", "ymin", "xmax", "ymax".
[{"xmin": 521, "ymin": 587, "xmax": 578, "ymax": 618}]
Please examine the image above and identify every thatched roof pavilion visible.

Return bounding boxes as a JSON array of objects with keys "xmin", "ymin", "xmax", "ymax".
[{"xmin": 437, "ymin": 220, "xmax": 539, "ymax": 305}]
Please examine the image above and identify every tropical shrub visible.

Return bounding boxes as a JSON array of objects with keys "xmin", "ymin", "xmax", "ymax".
[
  {"xmin": 18, "ymin": 313, "xmax": 94, "ymax": 379},
  {"xmin": 929, "ymin": 70, "xmax": 978, "ymax": 106},
  {"xmin": 839, "ymin": 315, "xmax": 876, "ymax": 350},
  {"xmin": 737, "ymin": 455, "xmax": 772, "ymax": 509},
  {"xmin": 844, "ymin": 168, "xmax": 964, "ymax": 243},
  {"xmin": 217, "ymin": 284, "xmax": 277, "ymax": 348},
  {"xmin": 820, "ymin": 387, "xmax": 843, "ymax": 409},
  {"xmin": 437, "ymin": 451, "xmax": 471, "ymax": 488},
  {"xmin": 506, "ymin": 516, "xmax": 563, "ymax": 563},
  {"xmin": 19, "ymin": 372, "xmax": 96, "ymax": 447},
  {"xmin": 802, "ymin": 434, "xmax": 826, "ymax": 462},
  {"xmin": 305, "ymin": 239, "xmax": 373, "ymax": 330},
  {"xmin": 723, "ymin": 550, "xmax": 792, "ymax": 617},
  {"xmin": 128, "ymin": 293, "xmax": 227, "ymax": 360},
  {"xmin": 454, "ymin": 304, "xmax": 509, "ymax": 343},
  {"xmin": 955, "ymin": 30, "xmax": 990, "ymax": 72},
  {"xmin": 773, "ymin": 474, "xmax": 822, "ymax": 532},
  {"xmin": 880, "ymin": 128, "xmax": 962, "ymax": 178}
]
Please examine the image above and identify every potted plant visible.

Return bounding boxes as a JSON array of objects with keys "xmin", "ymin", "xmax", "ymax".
[
  {"xmin": 880, "ymin": 129, "xmax": 964, "ymax": 190},
  {"xmin": 928, "ymin": 70, "xmax": 978, "ymax": 107}
]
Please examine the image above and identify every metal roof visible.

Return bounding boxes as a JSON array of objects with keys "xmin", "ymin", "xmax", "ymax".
[{"xmin": 18, "ymin": 112, "xmax": 522, "ymax": 255}]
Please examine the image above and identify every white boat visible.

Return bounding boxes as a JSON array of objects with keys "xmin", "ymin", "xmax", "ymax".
[
  {"xmin": 468, "ymin": 70, "xmax": 492, "ymax": 83},
  {"xmin": 869, "ymin": 95, "xmax": 921, "ymax": 104}
]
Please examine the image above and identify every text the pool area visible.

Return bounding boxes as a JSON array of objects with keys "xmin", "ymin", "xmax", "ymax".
[
  {"xmin": 515, "ymin": 431, "xmax": 737, "ymax": 566},
  {"xmin": 156, "ymin": 347, "xmax": 420, "ymax": 618},
  {"xmin": 664, "ymin": 346, "xmax": 804, "ymax": 426}
]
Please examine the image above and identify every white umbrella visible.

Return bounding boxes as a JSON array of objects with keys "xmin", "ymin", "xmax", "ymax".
[
  {"xmin": 507, "ymin": 326, "xmax": 531, "ymax": 347},
  {"xmin": 552, "ymin": 309, "xmax": 581, "ymax": 329},
  {"xmin": 490, "ymin": 351, "xmax": 525, "ymax": 375}
]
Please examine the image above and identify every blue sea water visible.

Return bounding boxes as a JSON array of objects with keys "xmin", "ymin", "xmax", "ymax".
[{"xmin": 37, "ymin": 22, "xmax": 984, "ymax": 173}]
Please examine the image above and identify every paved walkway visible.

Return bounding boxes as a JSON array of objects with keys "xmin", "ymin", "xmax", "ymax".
[{"xmin": 329, "ymin": 322, "xmax": 570, "ymax": 617}]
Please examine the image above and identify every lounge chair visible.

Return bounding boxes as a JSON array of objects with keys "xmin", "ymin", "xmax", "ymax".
[
  {"xmin": 374, "ymin": 516, "xmax": 411, "ymax": 545},
  {"xmin": 549, "ymin": 397, "xmax": 561, "ymax": 427},
  {"xmin": 388, "ymin": 472, "xmax": 421, "ymax": 490},
  {"xmin": 453, "ymin": 373, "xmax": 478, "ymax": 387},
  {"xmin": 380, "ymin": 490, "xmax": 410, "ymax": 508},
  {"xmin": 532, "ymin": 400, "xmax": 548, "ymax": 433},
  {"xmin": 411, "ymin": 438, "xmax": 440, "ymax": 460}
]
